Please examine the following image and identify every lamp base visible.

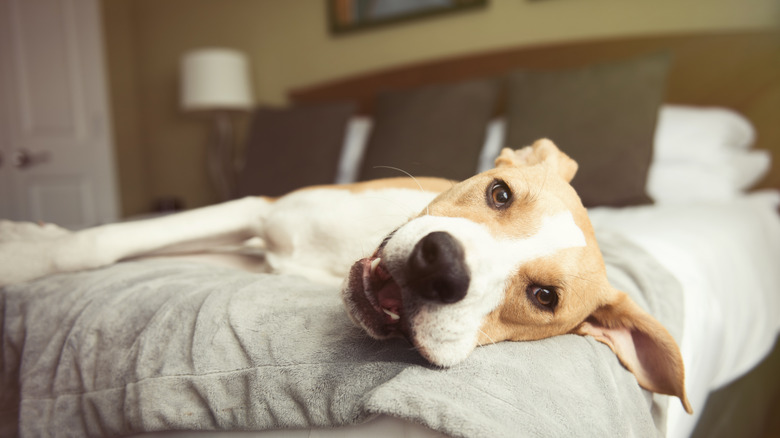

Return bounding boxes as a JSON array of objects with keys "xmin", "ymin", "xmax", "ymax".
[{"xmin": 208, "ymin": 111, "xmax": 238, "ymax": 201}]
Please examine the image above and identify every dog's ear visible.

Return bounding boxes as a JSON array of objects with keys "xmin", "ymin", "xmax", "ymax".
[
  {"xmin": 573, "ymin": 290, "xmax": 693, "ymax": 414},
  {"xmin": 494, "ymin": 139, "xmax": 578, "ymax": 182}
]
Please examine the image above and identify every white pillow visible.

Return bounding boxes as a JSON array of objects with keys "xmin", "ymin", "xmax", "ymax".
[
  {"xmin": 731, "ymin": 149, "xmax": 772, "ymax": 190},
  {"xmin": 476, "ymin": 119, "xmax": 506, "ymax": 173},
  {"xmin": 647, "ymin": 161, "xmax": 739, "ymax": 203},
  {"xmin": 335, "ymin": 117, "xmax": 373, "ymax": 184},
  {"xmin": 649, "ymin": 105, "xmax": 770, "ymax": 203},
  {"xmin": 653, "ymin": 104, "xmax": 756, "ymax": 162}
]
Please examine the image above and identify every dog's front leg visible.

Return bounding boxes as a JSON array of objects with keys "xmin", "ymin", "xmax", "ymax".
[{"xmin": 0, "ymin": 197, "xmax": 271, "ymax": 287}]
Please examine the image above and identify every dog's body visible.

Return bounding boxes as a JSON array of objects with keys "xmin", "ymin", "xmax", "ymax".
[{"xmin": 0, "ymin": 140, "xmax": 692, "ymax": 413}]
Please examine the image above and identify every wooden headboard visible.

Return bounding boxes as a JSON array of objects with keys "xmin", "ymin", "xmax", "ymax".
[{"xmin": 290, "ymin": 31, "xmax": 780, "ymax": 189}]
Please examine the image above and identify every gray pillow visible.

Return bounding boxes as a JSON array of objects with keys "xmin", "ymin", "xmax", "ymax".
[
  {"xmin": 504, "ymin": 53, "xmax": 671, "ymax": 207},
  {"xmin": 359, "ymin": 79, "xmax": 498, "ymax": 181},
  {"xmin": 237, "ymin": 102, "xmax": 355, "ymax": 197}
]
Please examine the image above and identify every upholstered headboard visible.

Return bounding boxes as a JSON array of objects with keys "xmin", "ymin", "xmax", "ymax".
[{"xmin": 289, "ymin": 31, "xmax": 780, "ymax": 189}]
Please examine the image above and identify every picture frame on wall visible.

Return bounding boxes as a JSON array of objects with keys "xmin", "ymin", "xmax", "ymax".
[{"xmin": 328, "ymin": 0, "xmax": 488, "ymax": 35}]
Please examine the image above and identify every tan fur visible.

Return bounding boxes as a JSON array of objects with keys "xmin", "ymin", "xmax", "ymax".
[{"xmin": 296, "ymin": 176, "xmax": 457, "ymax": 195}]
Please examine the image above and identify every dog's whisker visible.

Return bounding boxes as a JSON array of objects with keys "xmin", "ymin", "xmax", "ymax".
[
  {"xmin": 372, "ymin": 165, "xmax": 422, "ymax": 189},
  {"xmin": 537, "ymin": 168, "xmax": 550, "ymax": 201},
  {"xmin": 561, "ymin": 272, "xmax": 601, "ymax": 286},
  {"xmin": 479, "ymin": 328, "xmax": 497, "ymax": 346},
  {"xmin": 519, "ymin": 170, "xmax": 537, "ymax": 204},
  {"xmin": 372, "ymin": 165, "xmax": 430, "ymax": 216},
  {"xmin": 557, "ymin": 273, "xmax": 594, "ymax": 309}
]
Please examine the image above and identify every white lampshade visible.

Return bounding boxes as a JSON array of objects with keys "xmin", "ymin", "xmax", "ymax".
[{"xmin": 181, "ymin": 48, "xmax": 253, "ymax": 111}]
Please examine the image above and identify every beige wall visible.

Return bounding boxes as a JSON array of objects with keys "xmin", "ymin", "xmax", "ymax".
[{"xmin": 102, "ymin": 0, "xmax": 780, "ymax": 216}]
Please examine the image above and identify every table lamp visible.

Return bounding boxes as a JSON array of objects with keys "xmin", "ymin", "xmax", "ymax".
[{"xmin": 181, "ymin": 48, "xmax": 253, "ymax": 200}]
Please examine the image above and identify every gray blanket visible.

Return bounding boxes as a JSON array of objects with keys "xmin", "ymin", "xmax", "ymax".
[{"xmin": 0, "ymin": 231, "xmax": 682, "ymax": 437}]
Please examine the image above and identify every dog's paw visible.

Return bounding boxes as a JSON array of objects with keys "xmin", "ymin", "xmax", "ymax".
[
  {"xmin": 0, "ymin": 220, "xmax": 71, "ymax": 243},
  {"xmin": 0, "ymin": 221, "xmax": 76, "ymax": 287}
]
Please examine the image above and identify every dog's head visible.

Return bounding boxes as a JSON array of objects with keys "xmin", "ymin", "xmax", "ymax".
[{"xmin": 342, "ymin": 139, "xmax": 691, "ymax": 413}]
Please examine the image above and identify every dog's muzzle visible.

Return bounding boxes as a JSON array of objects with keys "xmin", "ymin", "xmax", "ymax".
[{"xmin": 341, "ymin": 230, "xmax": 472, "ymax": 342}]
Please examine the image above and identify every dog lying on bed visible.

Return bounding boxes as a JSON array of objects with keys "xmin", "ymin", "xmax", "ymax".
[{"xmin": 0, "ymin": 139, "xmax": 691, "ymax": 413}]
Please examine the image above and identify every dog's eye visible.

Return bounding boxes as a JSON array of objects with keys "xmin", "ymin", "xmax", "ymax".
[
  {"xmin": 488, "ymin": 181, "xmax": 512, "ymax": 209},
  {"xmin": 528, "ymin": 285, "xmax": 558, "ymax": 310}
]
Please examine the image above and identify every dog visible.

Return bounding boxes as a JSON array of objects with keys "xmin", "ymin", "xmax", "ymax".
[{"xmin": 0, "ymin": 139, "xmax": 691, "ymax": 413}]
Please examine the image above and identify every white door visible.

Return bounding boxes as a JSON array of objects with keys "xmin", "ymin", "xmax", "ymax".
[{"xmin": 0, "ymin": 0, "xmax": 119, "ymax": 229}]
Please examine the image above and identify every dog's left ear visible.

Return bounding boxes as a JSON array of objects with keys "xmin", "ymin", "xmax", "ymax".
[
  {"xmin": 574, "ymin": 290, "xmax": 693, "ymax": 414},
  {"xmin": 494, "ymin": 138, "xmax": 578, "ymax": 182}
]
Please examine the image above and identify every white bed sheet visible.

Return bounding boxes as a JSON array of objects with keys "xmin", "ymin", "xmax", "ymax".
[{"xmin": 588, "ymin": 190, "xmax": 780, "ymax": 438}]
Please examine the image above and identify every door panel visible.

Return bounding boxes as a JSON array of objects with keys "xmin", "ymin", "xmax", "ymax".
[
  {"xmin": 14, "ymin": 1, "xmax": 82, "ymax": 138},
  {"xmin": 0, "ymin": 0, "xmax": 119, "ymax": 229}
]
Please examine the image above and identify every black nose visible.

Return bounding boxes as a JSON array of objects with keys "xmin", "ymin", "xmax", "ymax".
[{"xmin": 406, "ymin": 231, "xmax": 470, "ymax": 304}]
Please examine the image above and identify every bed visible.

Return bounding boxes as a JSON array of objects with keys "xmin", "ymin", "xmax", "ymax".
[{"xmin": 2, "ymin": 31, "xmax": 780, "ymax": 437}]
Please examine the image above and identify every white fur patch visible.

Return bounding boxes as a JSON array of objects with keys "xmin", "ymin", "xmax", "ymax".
[
  {"xmin": 263, "ymin": 188, "xmax": 438, "ymax": 285},
  {"xmin": 382, "ymin": 211, "xmax": 586, "ymax": 365},
  {"xmin": 495, "ymin": 211, "xmax": 588, "ymax": 265}
]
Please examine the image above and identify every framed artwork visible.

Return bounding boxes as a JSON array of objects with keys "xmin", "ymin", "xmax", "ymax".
[{"xmin": 328, "ymin": 0, "xmax": 488, "ymax": 35}]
